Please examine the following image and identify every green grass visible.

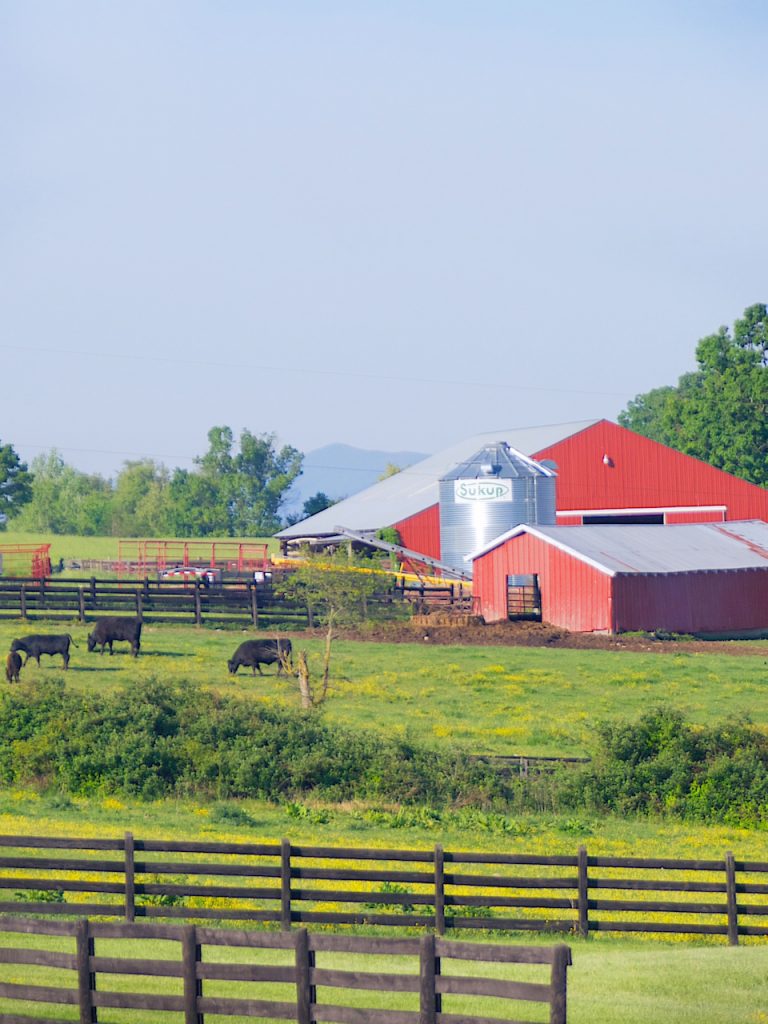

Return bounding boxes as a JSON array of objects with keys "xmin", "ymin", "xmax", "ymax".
[
  {"xmin": 1, "ymin": 620, "xmax": 767, "ymax": 758},
  {"xmin": 0, "ymin": 930, "xmax": 764, "ymax": 1023},
  {"xmin": 0, "ymin": 531, "xmax": 279, "ymax": 563}
]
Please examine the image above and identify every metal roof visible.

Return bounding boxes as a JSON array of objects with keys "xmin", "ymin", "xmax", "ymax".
[
  {"xmin": 277, "ymin": 419, "xmax": 598, "ymax": 539},
  {"xmin": 466, "ymin": 520, "xmax": 768, "ymax": 576}
]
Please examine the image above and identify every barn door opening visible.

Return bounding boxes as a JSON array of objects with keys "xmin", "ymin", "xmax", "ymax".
[{"xmin": 507, "ymin": 574, "xmax": 541, "ymax": 621}]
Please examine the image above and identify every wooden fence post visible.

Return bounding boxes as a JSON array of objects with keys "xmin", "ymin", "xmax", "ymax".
[
  {"xmin": 295, "ymin": 928, "xmax": 313, "ymax": 1024},
  {"xmin": 725, "ymin": 850, "xmax": 739, "ymax": 946},
  {"xmin": 434, "ymin": 844, "xmax": 445, "ymax": 936},
  {"xmin": 194, "ymin": 582, "xmax": 202, "ymax": 626},
  {"xmin": 419, "ymin": 932, "xmax": 439, "ymax": 1023},
  {"xmin": 249, "ymin": 583, "xmax": 259, "ymax": 628},
  {"xmin": 577, "ymin": 845, "xmax": 589, "ymax": 939},
  {"xmin": 549, "ymin": 944, "xmax": 572, "ymax": 1024},
  {"xmin": 75, "ymin": 918, "xmax": 96, "ymax": 1023},
  {"xmin": 135, "ymin": 591, "xmax": 144, "ymax": 621},
  {"xmin": 182, "ymin": 924, "xmax": 202, "ymax": 1024},
  {"xmin": 124, "ymin": 831, "xmax": 135, "ymax": 923},
  {"xmin": 19, "ymin": 584, "xmax": 27, "ymax": 620},
  {"xmin": 90, "ymin": 577, "xmax": 97, "ymax": 607},
  {"xmin": 281, "ymin": 838, "xmax": 292, "ymax": 931},
  {"xmin": 78, "ymin": 587, "xmax": 86, "ymax": 624}
]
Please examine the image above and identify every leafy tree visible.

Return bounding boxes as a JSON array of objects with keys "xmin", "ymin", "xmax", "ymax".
[
  {"xmin": 378, "ymin": 463, "xmax": 403, "ymax": 480},
  {"xmin": 283, "ymin": 492, "xmax": 337, "ymax": 527},
  {"xmin": 0, "ymin": 441, "xmax": 32, "ymax": 527},
  {"xmin": 111, "ymin": 460, "xmax": 172, "ymax": 536},
  {"xmin": 10, "ymin": 451, "xmax": 112, "ymax": 534},
  {"xmin": 619, "ymin": 304, "xmax": 768, "ymax": 485}
]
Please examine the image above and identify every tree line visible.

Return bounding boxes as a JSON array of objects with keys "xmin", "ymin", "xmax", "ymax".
[
  {"xmin": 1, "ymin": 303, "xmax": 765, "ymax": 536},
  {"xmin": 0, "ymin": 426, "xmax": 334, "ymax": 537}
]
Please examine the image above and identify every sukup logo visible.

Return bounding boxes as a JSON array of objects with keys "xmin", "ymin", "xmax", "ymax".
[{"xmin": 454, "ymin": 479, "xmax": 513, "ymax": 503}]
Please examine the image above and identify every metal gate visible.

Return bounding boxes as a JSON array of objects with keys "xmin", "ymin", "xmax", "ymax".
[{"xmin": 507, "ymin": 574, "xmax": 541, "ymax": 620}]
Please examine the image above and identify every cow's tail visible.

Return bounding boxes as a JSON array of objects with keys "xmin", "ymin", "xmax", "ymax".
[{"xmin": 68, "ymin": 634, "xmax": 79, "ymax": 647}]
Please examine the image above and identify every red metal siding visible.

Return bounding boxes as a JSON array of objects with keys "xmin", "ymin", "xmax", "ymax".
[
  {"xmin": 474, "ymin": 533, "xmax": 613, "ymax": 632},
  {"xmin": 614, "ymin": 569, "xmax": 768, "ymax": 634},
  {"xmin": 393, "ymin": 504, "xmax": 441, "ymax": 560},
  {"xmin": 533, "ymin": 420, "xmax": 768, "ymax": 522}
]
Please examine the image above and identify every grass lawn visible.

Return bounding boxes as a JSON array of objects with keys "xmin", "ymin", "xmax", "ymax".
[
  {"xmin": 0, "ymin": 531, "xmax": 279, "ymax": 563},
  {"xmin": 1, "ymin": 620, "xmax": 766, "ymax": 758},
  {"xmin": 0, "ymin": 928, "xmax": 764, "ymax": 1023}
]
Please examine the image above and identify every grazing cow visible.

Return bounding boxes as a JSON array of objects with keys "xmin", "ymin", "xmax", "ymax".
[
  {"xmin": 228, "ymin": 638, "xmax": 293, "ymax": 676},
  {"xmin": 5, "ymin": 651, "xmax": 22, "ymax": 683},
  {"xmin": 87, "ymin": 617, "xmax": 142, "ymax": 657},
  {"xmin": 10, "ymin": 634, "xmax": 77, "ymax": 669}
]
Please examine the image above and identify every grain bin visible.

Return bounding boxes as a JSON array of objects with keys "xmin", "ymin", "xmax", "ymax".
[{"xmin": 439, "ymin": 442, "xmax": 556, "ymax": 572}]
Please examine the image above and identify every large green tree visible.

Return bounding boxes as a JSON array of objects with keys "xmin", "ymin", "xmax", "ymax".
[
  {"xmin": 111, "ymin": 460, "xmax": 172, "ymax": 536},
  {"xmin": 11, "ymin": 451, "xmax": 112, "ymax": 534},
  {"xmin": 166, "ymin": 427, "xmax": 303, "ymax": 536},
  {"xmin": 0, "ymin": 441, "xmax": 33, "ymax": 526},
  {"xmin": 619, "ymin": 304, "xmax": 768, "ymax": 486}
]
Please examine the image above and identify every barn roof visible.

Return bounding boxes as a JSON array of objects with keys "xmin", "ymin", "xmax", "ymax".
[
  {"xmin": 276, "ymin": 419, "xmax": 599, "ymax": 539},
  {"xmin": 467, "ymin": 521, "xmax": 768, "ymax": 576}
]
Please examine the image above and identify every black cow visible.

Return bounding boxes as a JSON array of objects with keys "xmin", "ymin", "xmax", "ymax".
[
  {"xmin": 87, "ymin": 617, "xmax": 142, "ymax": 657},
  {"xmin": 228, "ymin": 638, "xmax": 293, "ymax": 676},
  {"xmin": 10, "ymin": 634, "xmax": 77, "ymax": 669},
  {"xmin": 5, "ymin": 651, "xmax": 21, "ymax": 683}
]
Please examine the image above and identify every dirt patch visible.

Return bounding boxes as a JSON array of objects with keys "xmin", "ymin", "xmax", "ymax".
[{"xmin": 325, "ymin": 618, "xmax": 768, "ymax": 656}]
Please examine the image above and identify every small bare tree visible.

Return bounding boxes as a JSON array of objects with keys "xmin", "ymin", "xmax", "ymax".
[{"xmin": 276, "ymin": 557, "xmax": 384, "ymax": 709}]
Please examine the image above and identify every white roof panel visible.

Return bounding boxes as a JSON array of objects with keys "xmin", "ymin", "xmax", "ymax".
[
  {"xmin": 277, "ymin": 419, "xmax": 598, "ymax": 538},
  {"xmin": 467, "ymin": 521, "xmax": 768, "ymax": 575}
]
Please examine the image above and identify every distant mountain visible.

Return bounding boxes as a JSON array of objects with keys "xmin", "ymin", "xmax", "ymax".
[{"xmin": 284, "ymin": 443, "xmax": 428, "ymax": 514}]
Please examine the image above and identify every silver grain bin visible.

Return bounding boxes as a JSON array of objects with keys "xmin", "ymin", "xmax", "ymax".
[{"xmin": 439, "ymin": 442, "xmax": 556, "ymax": 572}]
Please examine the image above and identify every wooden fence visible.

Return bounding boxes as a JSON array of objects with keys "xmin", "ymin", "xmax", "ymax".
[
  {"xmin": 0, "ymin": 834, "xmax": 763, "ymax": 945},
  {"xmin": 0, "ymin": 577, "xmax": 469, "ymax": 627},
  {"xmin": 0, "ymin": 916, "xmax": 571, "ymax": 1024}
]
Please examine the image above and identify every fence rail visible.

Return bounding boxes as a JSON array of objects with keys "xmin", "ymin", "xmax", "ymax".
[
  {"xmin": 0, "ymin": 834, "xmax": 762, "ymax": 944},
  {"xmin": 0, "ymin": 577, "xmax": 470, "ymax": 626},
  {"xmin": 0, "ymin": 916, "xmax": 571, "ymax": 1024}
]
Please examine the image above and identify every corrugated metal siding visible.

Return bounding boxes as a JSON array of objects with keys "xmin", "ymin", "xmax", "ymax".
[
  {"xmin": 393, "ymin": 504, "xmax": 441, "ymax": 560},
  {"xmin": 614, "ymin": 570, "xmax": 768, "ymax": 633},
  {"xmin": 665, "ymin": 509, "xmax": 725, "ymax": 524},
  {"xmin": 474, "ymin": 533, "xmax": 613, "ymax": 631},
  {"xmin": 556, "ymin": 513, "xmax": 583, "ymax": 526},
  {"xmin": 533, "ymin": 420, "xmax": 768, "ymax": 521}
]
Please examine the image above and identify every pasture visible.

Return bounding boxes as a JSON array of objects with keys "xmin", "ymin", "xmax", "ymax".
[
  {"xmin": 0, "ymin": 620, "xmax": 766, "ymax": 758},
  {"xmin": 0, "ymin": 924, "xmax": 764, "ymax": 1023}
]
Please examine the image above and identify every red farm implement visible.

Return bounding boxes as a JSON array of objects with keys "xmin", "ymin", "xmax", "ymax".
[
  {"xmin": 0, "ymin": 544, "xmax": 52, "ymax": 579},
  {"xmin": 116, "ymin": 539, "xmax": 269, "ymax": 580}
]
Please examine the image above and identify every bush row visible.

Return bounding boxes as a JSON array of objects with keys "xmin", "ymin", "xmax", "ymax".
[
  {"xmin": 1, "ymin": 683, "xmax": 766, "ymax": 827},
  {"xmin": 0, "ymin": 678, "xmax": 503, "ymax": 805}
]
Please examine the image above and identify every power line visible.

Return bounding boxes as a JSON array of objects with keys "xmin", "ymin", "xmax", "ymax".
[{"xmin": 0, "ymin": 344, "xmax": 631, "ymax": 399}]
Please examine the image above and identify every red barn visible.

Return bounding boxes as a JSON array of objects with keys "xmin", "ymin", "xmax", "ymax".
[
  {"xmin": 470, "ymin": 520, "xmax": 768, "ymax": 636},
  {"xmin": 277, "ymin": 420, "xmax": 768, "ymax": 562}
]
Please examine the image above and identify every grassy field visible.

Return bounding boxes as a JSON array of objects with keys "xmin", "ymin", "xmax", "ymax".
[
  {"xmin": 0, "ymin": 922, "xmax": 765, "ymax": 1023},
  {"xmin": 0, "ymin": 531, "xmax": 279, "ymax": 563},
  {"xmin": 0, "ymin": 798, "xmax": 765, "ymax": 1022},
  {"xmin": 1, "ymin": 620, "xmax": 766, "ymax": 758}
]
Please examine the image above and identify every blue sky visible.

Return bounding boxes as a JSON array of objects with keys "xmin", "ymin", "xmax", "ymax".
[{"xmin": 2, "ymin": 1, "xmax": 767, "ymax": 477}]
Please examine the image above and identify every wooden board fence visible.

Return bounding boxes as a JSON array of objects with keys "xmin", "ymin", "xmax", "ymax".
[
  {"xmin": 0, "ymin": 916, "xmax": 571, "ymax": 1024},
  {"xmin": 0, "ymin": 834, "xmax": 763, "ymax": 944},
  {"xmin": 0, "ymin": 577, "xmax": 467, "ymax": 626}
]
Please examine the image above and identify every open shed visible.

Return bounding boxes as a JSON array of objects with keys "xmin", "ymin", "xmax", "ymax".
[{"xmin": 468, "ymin": 520, "xmax": 768, "ymax": 636}]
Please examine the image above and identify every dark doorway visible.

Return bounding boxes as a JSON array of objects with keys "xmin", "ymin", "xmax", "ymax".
[{"xmin": 507, "ymin": 574, "xmax": 542, "ymax": 620}]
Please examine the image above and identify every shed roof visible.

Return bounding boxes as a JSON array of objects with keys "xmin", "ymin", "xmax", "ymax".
[
  {"xmin": 467, "ymin": 521, "xmax": 768, "ymax": 576},
  {"xmin": 277, "ymin": 419, "xmax": 598, "ymax": 539}
]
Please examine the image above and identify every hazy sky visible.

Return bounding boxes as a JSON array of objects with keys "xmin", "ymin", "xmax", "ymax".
[{"xmin": 2, "ymin": 1, "xmax": 767, "ymax": 478}]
